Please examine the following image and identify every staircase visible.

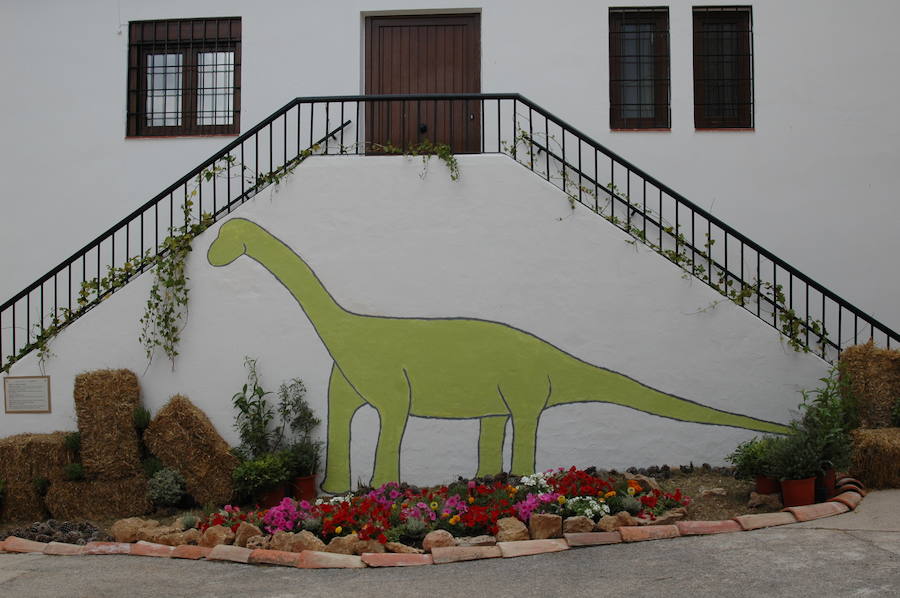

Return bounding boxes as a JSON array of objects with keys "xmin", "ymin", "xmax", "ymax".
[{"xmin": 2, "ymin": 94, "xmax": 897, "ymax": 372}]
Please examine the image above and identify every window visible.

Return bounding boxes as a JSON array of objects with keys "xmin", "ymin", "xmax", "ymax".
[
  {"xmin": 693, "ymin": 7, "xmax": 753, "ymax": 128},
  {"xmin": 609, "ymin": 7, "xmax": 670, "ymax": 129},
  {"xmin": 127, "ymin": 18, "xmax": 241, "ymax": 137}
]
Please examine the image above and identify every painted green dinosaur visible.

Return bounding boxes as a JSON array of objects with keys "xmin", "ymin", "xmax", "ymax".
[{"xmin": 208, "ymin": 218, "xmax": 789, "ymax": 493}]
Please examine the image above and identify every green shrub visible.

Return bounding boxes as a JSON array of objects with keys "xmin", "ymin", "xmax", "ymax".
[
  {"xmin": 32, "ymin": 477, "xmax": 51, "ymax": 497},
  {"xmin": 232, "ymin": 453, "xmax": 290, "ymax": 502},
  {"xmin": 147, "ymin": 468, "xmax": 187, "ymax": 507},
  {"xmin": 179, "ymin": 514, "xmax": 198, "ymax": 530},
  {"xmin": 64, "ymin": 431, "xmax": 81, "ymax": 454},
  {"xmin": 133, "ymin": 406, "xmax": 152, "ymax": 433},
  {"xmin": 281, "ymin": 437, "xmax": 322, "ymax": 479},
  {"xmin": 64, "ymin": 463, "xmax": 85, "ymax": 481},
  {"xmin": 797, "ymin": 368, "xmax": 855, "ymax": 472},
  {"xmin": 769, "ymin": 430, "xmax": 821, "ymax": 480},
  {"xmin": 141, "ymin": 456, "xmax": 164, "ymax": 478},
  {"xmin": 726, "ymin": 436, "xmax": 777, "ymax": 479}
]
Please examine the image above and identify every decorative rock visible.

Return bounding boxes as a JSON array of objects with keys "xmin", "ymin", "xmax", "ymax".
[
  {"xmin": 596, "ymin": 511, "xmax": 637, "ymax": 532},
  {"xmin": 246, "ymin": 535, "xmax": 270, "ymax": 551},
  {"xmin": 269, "ymin": 531, "xmax": 295, "ymax": 552},
  {"xmin": 529, "ymin": 513, "xmax": 563, "ymax": 539},
  {"xmin": 422, "ymin": 530, "xmax": 457, "ymax": 552},
  {"xmin": 290, "ymin": 530, "xmax": 326, "ymax": 553},
  {"xmin": 385, "ymin": 541, "xmax": 424, "ymax": 554},
  {"xmin": 325, "ymin": 533, "xmax": 358, "ymax": 555},
  {"xmin": 296, "ymin": 550, "xmax": 366, "ymax": 569},
  {"xmin": 182, "ymin": 528, "xmax": 201, "ymax": 545},
  {"xmin": 43, "ymin": 542, "xmax": 85, "ymax": 556},
  {"xmin": 496, "ymin": 517, "xmax": 530, "ymax": 542},
  {"xmin": 676, "ymin": 520, "xmax": 743, "ymax": 536},
  {"xmin": 361, "ymin": 553, "xmax": 433, "ymax": 567},
  {"xmin": 249, "ymin": 549, "xmax": 302, "ymax": 567},
  {"xmin": 130, "ymin": 541, "xmax": 174, "ymax": 558},
  {"xmin": 624, "ymin": 473, "xmax": 661, "ymax": 493},
  {"xmin": 563, "ymin": 532, "xmax": 622, "ymax": 547},
  {"xmin": 748, "ymin": 492, "xmax": 783, "ymax": 509},
  {"xmin": 456, "ymin": 535, "xmax": 497, "ymax": 547},
  {"xmin": 647, "ymin": 507, "xmax": 687, "ymax": 526},
  {"xmin": 234, "ymin": 522, "xmax": 263, "ymax": 548},
  {"xmin": 199, "ymin": 525, "xmax": 235, "ymax": 548},
  {"xmin": 563, "ymin": 516, "xmax": 595, "ymax": 534},
  {"xmin": 2, "ymin": 537, "xmax": 48, "ymax": 553},
  {"xmin": 84, "ymin": 542, "xmax": 132, "ymax": 555},
  {"xmin": 733, "ymin": 512, "xmax": 797, "ymax": 531},
  {"xmin": 111, "ymin": 518, "xmax": 159, "ymax": 543},
  {"xmin": 619, "ymin": 525, "xmax": 680, "ymax": 542},
  {"xmin": 431, "ymin": 545, "xmax": 502, "ymax": 564},
  {"xmin": 498, "ymin": 539, "xmax": 569, "ymax": 558},
  {"xmin": 700, "ymin": 487, "xmax": 728, "ymax": 498},
  {"xmin": 139, "ymin": 526, "xmax": 183, "ymax": 545},
  {"xmin": 784, "ymin": 501, "xmax": 849, "ymax": 522},
  {"xmin": 171, "ymin": 545, "xmax": 211, "ymax": 560},
  {"xmin": 207, "ymin": 544, "xmax": 252, "ymax": 564},
  {"xmin": 354, "ymin": 539, "xmax": 385, "ymax": 555}
]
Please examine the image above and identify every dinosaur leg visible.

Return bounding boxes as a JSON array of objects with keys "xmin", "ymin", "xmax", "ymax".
[
  {"xmin": 320, "ymin": 364, "xmax": 365, "ymax": 495},
  {"xmin": 476, "ymin": 416, "xmax": 508, "ymax": 477},
  {"xmin": 509, "ymin": 411, "xmax": 540, "ymax": 476},
  {"xmin": 369, "ymin": 371, "xmax": 413, "ymax": 488}
]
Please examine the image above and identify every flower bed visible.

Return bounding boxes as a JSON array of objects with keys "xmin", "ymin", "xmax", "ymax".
[{"xmin": 198, "ymin": 467, "xmax": 691, "ymax": 549}]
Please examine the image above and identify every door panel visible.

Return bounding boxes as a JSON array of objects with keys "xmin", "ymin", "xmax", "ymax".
[{"xmin": 365, "ymin": 14, "xmax": 481, "ymax": 153}]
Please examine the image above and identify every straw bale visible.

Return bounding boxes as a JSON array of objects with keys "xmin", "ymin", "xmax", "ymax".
[
  {"xmin": 73, "ymin": 369, "xmax": 142, "ymax": 479},
  {"xmin": 0, "ymin": 432, "xmax": 72, "ymax": 522},
  {"xmin": 45, "ymin": 476, "xmax": 152, "ymax": 520},
  {"xmin": 144, "ymin": 395, "xmax": 238, "ymax": 506},
  {"xmin": 850, "ymin": 428, "xmax": 900, "ymax": 489},
  {"xmin": 840, "ymin": 342, "xmax": 900, "ymax": 429}
]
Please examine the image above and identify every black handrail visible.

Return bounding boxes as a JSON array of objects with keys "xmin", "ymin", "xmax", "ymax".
[{"xmin": 2, "ymin": 93, "xmax": 896, "ymax": 372}]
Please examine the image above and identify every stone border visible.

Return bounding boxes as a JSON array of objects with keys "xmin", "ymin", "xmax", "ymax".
[{"xmin": 0, "ymin": 486, "xmax": 868, "ymax": 568}]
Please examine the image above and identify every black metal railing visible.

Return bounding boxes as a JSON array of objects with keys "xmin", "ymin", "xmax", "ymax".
[{"xmin": 2, "ymin": 94, "xmax": 897, "ymax": 371}]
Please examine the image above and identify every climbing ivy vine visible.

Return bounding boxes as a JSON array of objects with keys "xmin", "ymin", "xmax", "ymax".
[
  {"xmin": 1, "ymin": 140, "xmax": 460, "ymax": 374},
  {"xmin": 503, "ymin": 126, "xmax": 829, "ymax": 355}
]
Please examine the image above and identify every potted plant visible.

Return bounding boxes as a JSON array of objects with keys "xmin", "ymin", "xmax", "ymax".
[
  {"xmin": 726, "ymin": 436, "xmax": 780, "ymax": 494},
  {"xmin": 769, "ymin": 429, "xmax": 820, "ymax": 507},
  {"xmin": 273, "ymin": 378, "xmax": 322, "ymax": 501},
  {"xmin": 232, "ymin": 453, "xmax": 291, "ymax": 507},
  {"xmin": 796, "ymin": 369, "xmax": 855, "ymax": 500}
]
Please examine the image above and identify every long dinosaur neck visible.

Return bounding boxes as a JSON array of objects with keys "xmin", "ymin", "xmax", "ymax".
[{"xmin": 241, "ymin": 224, "xmax": 352, "ymax": 344}]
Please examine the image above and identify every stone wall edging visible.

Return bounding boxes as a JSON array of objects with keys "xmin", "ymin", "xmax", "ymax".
[{"xmin": 0, "ymin": 487, "xmax": 868, "ymax": 566}]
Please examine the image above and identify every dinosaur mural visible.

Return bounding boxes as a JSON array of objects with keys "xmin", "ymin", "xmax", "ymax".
[{"xmin": 208, "ymin": 218, "xmax": 789, "ymax": 493}]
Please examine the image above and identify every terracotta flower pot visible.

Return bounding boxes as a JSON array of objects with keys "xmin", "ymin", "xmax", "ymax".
[
  {"xmin": 257, "ymin": 484, "xmax": 289, "ymax": 508},
  {"xmin": 755, "ymin": 475, "xmax": 780, "ymax": 495},
  {"xmin": 781, "ymin": 477, "xmax": 816, "ymax": 507},
  {"xmin": 293, "ymin": 475, "xmax": 318, "ymax": 502}
]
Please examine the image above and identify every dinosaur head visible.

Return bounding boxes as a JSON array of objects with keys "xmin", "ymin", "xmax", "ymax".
[{"xmin": 207, "ymin": 218, "xmax": 250, "ymax": 266}]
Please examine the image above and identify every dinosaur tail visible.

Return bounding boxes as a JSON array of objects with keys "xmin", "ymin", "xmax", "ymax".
[{"xmin": 548, "ymin": 361, "xmax": 790, "ymax": 435}]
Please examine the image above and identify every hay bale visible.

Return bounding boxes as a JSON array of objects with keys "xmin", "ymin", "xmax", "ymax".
[
  {"xmin": 73, "ymin": 369, "xmax": 142, "ymax": 479},
  {"xmin": 144, "ymin": 395, "xmax": 238, "ymax": 506},
  {"xmin": 851, "ymin": 428, "xmax": 900, "ymax": 488},
  {"xmin": 0, "ymin": 432, "xmax": 72, "ymax": 522},
  {"xmin": 840, "ymin": 342, "xmax": 900, "ymax": 428},
  {"xmin": 44, "ymin": 476, "xmax": 152, "ymax": 520}
]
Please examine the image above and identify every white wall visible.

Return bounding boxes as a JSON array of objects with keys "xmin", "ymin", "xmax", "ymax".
[
  {"xmin": 1, "ymin": 1, "xmax": 897, "ymax": 334},
  {"xmin": 3, "ymin": 155, "xmax": 828, "ymax": 486}
]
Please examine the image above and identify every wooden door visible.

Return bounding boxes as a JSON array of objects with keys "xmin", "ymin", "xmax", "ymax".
[{"xmin": 365, "ymin": 14, "xmax": 481, "ymax": 153}]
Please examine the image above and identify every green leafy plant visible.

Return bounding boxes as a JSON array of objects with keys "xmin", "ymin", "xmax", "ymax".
[
  {"xmin": 281, "ymin": 438, "xmax": 322, "ymax": 479},
  {"xmin": 271, "ymin": 378, "xmax": 322, "ymax": 478},
  {"xmin": 726, "ymin": 436, "xmax": 778, "ymax": 480},
  {"xmin": 147, "ymin": 468, "xmax": 187, "ymax": 507},
  {"xmin": 64, "ymin": 431, "xmax": 81, "ymax": 454},
  {"xmin": 133, "ymin": 406, "xmax": 152, "ymax": 433},
  {"xmin": 32, "ymin": 477, "xmax": 51, "ymax": 498},
  {"xmin": 768, "ymin": 429, "xmax": 821, "ymax": 481},
  {"xmin": 63, "ymin": 463, "xmax": 85, "ymax": 481},
  {"xmin": 795, "ymin": 367, "xmax": 856, "ymax": 472},
  {"xmin": 232, "ymin": 453, "xmax": 290, "ymax": 502},
  {"xmin": 141, "ymin": 456, "xmax": 164, "ymax": 478},
  {"xmin": 232, "ymin": 357, "xmax": 276, "ymax": 459},
  {"xmin": 179, "ymin": 514, "xmax": 199, "ymax": 531}
]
